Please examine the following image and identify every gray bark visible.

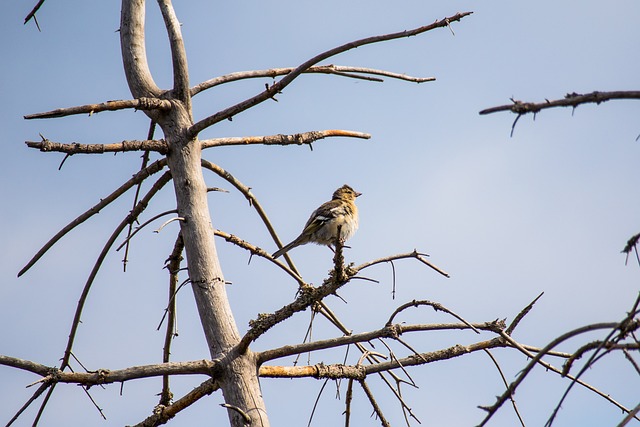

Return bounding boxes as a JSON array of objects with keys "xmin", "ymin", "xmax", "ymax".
[{"xmin": 120, "ymin": 1, "xmax": 269, "ymax": 425}]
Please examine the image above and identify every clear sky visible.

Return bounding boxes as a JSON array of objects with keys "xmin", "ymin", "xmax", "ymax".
[{"xmin": 1, "ymin": 1, "xmax": 639, "ymax": 426}]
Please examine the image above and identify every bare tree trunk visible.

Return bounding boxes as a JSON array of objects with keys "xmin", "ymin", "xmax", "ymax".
[{"xmin": 120, "ymin": 1, "xmax": 268, "ymax": 425}]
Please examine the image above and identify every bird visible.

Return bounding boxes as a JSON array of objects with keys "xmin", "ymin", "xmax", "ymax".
[{"xmin": 273, "ymin": 184, "xmax": 361, "ymax": 259}]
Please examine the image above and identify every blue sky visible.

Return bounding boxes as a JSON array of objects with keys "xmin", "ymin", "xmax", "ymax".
[{"xmin": 1, "ymin": 1, "xmax": 639, "ymax": 426}]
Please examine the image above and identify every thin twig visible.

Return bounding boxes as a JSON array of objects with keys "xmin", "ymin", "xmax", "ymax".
[
  {"xmin": 483, "ymin": 349, "xmax": 526, "ymax": 427},
  {"xmin": 386, "ymin": 300, "xmax": 480, "ymax": 334},
  {"xmin": 355, "ymin": 250, "xmax": 449, "ymax": 278},
  {"xmin": 117, "ymin": 210, "xmax": 179, "ymax": 251},
  {"xmin": 359, "ymin": 379, "xmax": 390, "ymax": 427}
]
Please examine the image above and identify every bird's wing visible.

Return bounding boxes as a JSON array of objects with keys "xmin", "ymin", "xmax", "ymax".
[{"xmin": 301, "ymin": 199, "xmax": 345, "ymax": 234}]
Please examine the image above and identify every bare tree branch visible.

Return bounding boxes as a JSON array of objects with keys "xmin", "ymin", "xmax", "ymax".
[
  {"xmin": 200, "ymin": 129, "xmax": 371, "ymax": 149},
  {"xmin": 160, "ymin": 233, "xmax": 184, "ymax": 406},
  {"xmin": 258, "ymin": 321, "xmax": 505, "ymax": 364},
  {"xmin": 24, "ymin": 0, "xmax": 46, "ymax": 28},
  {"xmin": 188, "ymin": 12, "xmax": 472, "ymax": 137},
  {"xmin": 157, "ymin": 0, "xmax": 190, "ymax": 105},
  {"xmin": 24, "ymin": 129, "xmax": 370, "ymax": 155},
  {"xmin": 24, "ymin": 98, "xmax": 172, "ymax": 120},
  {"xmin": 131, "ymin": 378, "xmax": 220, "ymax": 427},
  {"xmin": 479, "ymin": 90, "xmax": 640, "ymax": 116},
  {"xmin": 213, "ymin": 229, "xmax": 306, "ymax": 287},
  {"xmin": 478, "ymin": 322, "xmax": 640, "ymax": 426},
  {"xmin": 191, "ymin": 65, "xmax": 434, "ymax": 96},
  {"xmin": 355, "ymin": 250, "xmax": 450, "ymax": 278},
  {"xmin": 120, "ymin": 0, "xmax": 162, "ymax": 99},
  {"xmin": 18, "ymin": 159, "xmax": 168, "ymax": 276},
  {"xmin": 57, "ymin": 172, "xmax": 172, "ymax": 376},
  {"xmin": 25, "ymin": 138, "xmax": 169, "ymax": 154}
]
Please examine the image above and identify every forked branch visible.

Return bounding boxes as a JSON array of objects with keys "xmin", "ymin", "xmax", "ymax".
[
  {"xmin": 191, "ymin": 65, "xmax": 434, "ymax": 96},
  {"xmin": 189, "ymin": 12, "xmax": 472, "ymax": 136}
]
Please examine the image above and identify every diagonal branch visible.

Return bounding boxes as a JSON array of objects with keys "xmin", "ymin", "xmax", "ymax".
[
  {"xmin": 58, "ymin": 172, "xmax": 173, "ymax": 372},
  {"xmin": 477, "ymin": 322, "xmax": 637, "ymax": 426},
  {"xmin": 24, "ymin": 98, "xmax": 172, "ymax": 120},
  {"xmin": 188, "ymin": 12, "xmax": 472, "ymax": 137},
  {"xmin": 120, "ymin": 0, "xmax": 162, "ymax": 99},
  {"xmin": 18, "ymin": 158, "xmax": 167, "ymax": 277},
  {"xmin": 191, "ymin": 65, "xmax": 434, "ymax": 96},
  {"xmin": 157, "ymin": 0, "xmax": 190, "ymax": 105}
]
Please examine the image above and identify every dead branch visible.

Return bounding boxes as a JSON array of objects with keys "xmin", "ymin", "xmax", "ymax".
[
  {"xmin": 238, "ymin": 260, "xmax": 358, "ymax": 354},
  {"xmin": 200, "ymin": 159, "xmax": 291, "ymax": 266},
  {"xmin": 122, "ymin": 121, "xmax": 156, "ymax": 272},
  {"xmin": 18, "ymin": 158, "xmax": 168, "ymax": 277},
  {"xmin": 505, "ymin": 292, "xmax": 544, "ymax": 335},
  {"xmin": 359, "ymin": 379, "xmax": 390, "ymax": 427},
  {"xmin": 385, "ymin": 299, "xmax": 480, "ymax": 333},
  {"xmin": 160, "ymin": 234, "xmax": 184, "ymax": 406},
  {"xmin": 191, "ymin": 65, "xmax": 434, "ymax": 96},
  {"xmin": 213, "ymin": 229, "xmax": 307, "ymax": 287},
  {"xmin": 355, "ymin": 250, "xmax": 450, "ymax": 278},
  {"xmin": 0, "ymin": 356, "xmax": 216, "ymax": 386},
  {"xmin": 200, "ymin": 129, "xmax": 371, "ymax": 149},
  {"xmin": 61, "ymin": 173, "xmax": 172, "ymax": 373},
  {"xmin": 25, "ymin": 138, "xmax": 169, "ymax": 154},
  {"xmin": 157, "ymin": 0, "xmax": 190, "ymax": 105},
  {"xmin": 131, "ymin": 378, "xmax": 220, "ymax": 427},
  {"xmin": 24, "ymin": 0, "xmax": 46, "ymax": 27},
  {"xmin": 479, "ymin": 90, "xmax": 640, "ymax": 116},
  {"xmin": 24, "ymin": 98, "xmax": 172, "ymax": 120},
  {"xmin": 258, "ymin": 321, "xmax": 504, "ymax": 364},
  {"xmin": 478, "ymin": 322, "xmax": 639, "ymax": 426},
  {"xmin": 188, "ymin": 12, "xmax": 472, "ymax": 136},
  {"xmin": 116, "ymin": 210, "xmax": 179, "ymax": 251}
]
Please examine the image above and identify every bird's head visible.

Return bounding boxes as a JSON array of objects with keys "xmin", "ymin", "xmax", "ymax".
[{"xmin": 332, "ymin": 184, "xmax": 362, "ymax": 201}]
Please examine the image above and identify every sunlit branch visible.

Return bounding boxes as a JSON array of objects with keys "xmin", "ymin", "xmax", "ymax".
[
  {"xmin": 24, "ymin": 98, "xmax": 172, "ymax": 120},
  {"xmin": 200, "ymin": 129, "xmax": 370, "ymax": 149}
]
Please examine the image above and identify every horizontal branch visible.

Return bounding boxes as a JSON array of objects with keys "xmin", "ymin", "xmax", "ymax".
[
  {"xmin": 0, "ymin": 338, "xmax": 505, "ymax": 385},
  {"xmin": 200, "ymin": 129, "xmax": 371, "ymax": 149},
  {"xmin": 0, "ymin": 355, "xmax": 216, "ymax": 386},
  {"xmin": 258, "ymin": 321, "xmax": 504, "ymax": 363},
  {"xmin": 24, "ymin": 129, "xmax": 370, "ymax": 156},
  {"xmin": 25, "ymin": 138, "xmax": 169, "ymax": 154},
  {"xmin": 191, "ymin": 64, "xmax": 434, "ymax": 96},
  {"xmin": 479, "ymin": 90, "xmax": 640, "ymax": 116},
  {"xmin": 189, "ymin": 12, "xmax": 472, "ymax": 136},
  {"xmin": 24, "ymin": 97, "xmax": 173, "ymax": 120}
]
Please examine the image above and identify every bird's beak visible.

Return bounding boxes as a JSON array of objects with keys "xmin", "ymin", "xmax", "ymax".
[{"xmin": 355, "ymin": 192, "xmax": 362, "ymax": 197}]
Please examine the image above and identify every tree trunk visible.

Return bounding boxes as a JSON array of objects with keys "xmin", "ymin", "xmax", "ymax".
[{"xmin": 120, "ymin": 1, "xmax": 269, "ymax": 425}]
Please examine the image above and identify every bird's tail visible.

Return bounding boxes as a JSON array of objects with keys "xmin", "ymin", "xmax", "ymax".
[{"xmin": 272, "ymin": 240, "xmax": 300, "ymax": 259}]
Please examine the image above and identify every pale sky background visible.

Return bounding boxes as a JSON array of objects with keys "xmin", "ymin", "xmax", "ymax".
[{"xmin": 1, "ymin": 1, "xmax": 640, "ymax": 426}]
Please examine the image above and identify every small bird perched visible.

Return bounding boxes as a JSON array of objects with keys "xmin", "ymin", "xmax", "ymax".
[{"xmin": 273, "ymin": 184, "xmax": 361, "ymax": 259}]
